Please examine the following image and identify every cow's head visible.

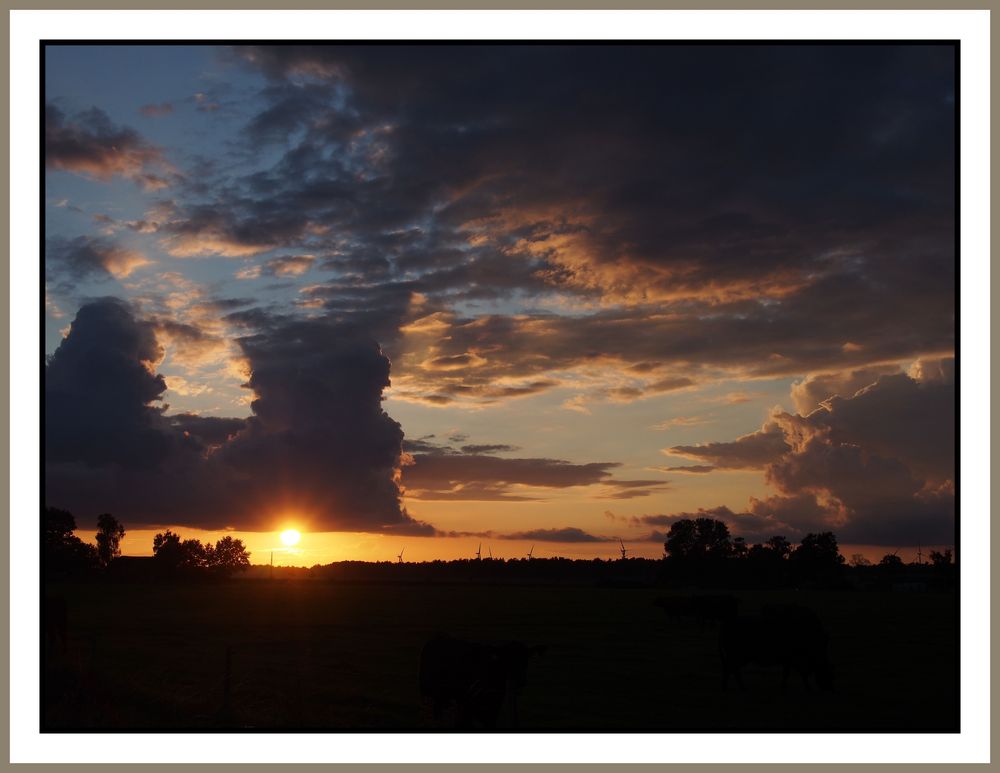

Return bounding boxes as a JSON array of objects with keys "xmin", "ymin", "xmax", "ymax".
[{"xmin": 497, "ymin": 642, "xmax": 547, "ymax": 690}]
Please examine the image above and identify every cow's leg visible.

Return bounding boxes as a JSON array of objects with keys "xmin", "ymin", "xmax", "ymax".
[{"xmin": 734, "ymin": 665, "xmax": 746, "ymax": 692}]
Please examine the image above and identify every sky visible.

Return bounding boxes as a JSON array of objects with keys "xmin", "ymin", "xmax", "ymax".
[{"xmin": 43, "ymin": 44, "xmax": 956, "ymax": 564}]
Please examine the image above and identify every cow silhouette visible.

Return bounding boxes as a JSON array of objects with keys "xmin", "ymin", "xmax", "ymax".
[
  {"xmin": 419, "ymin": 633, "xmax": 546, "ymax": 728},
  {"xmin": 719, "ymin": 605, "xmax": 833, "ymax": 692}
]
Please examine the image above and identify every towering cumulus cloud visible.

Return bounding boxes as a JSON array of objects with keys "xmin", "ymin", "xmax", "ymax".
[
  {"xmin": 45, "ymin": 301, "xmax": 432, "ymax": 534},
  {"xmin": 45, "ymin": 298, "xmax": 171, "ymax": 470},
  {"xmin": 217, "ymin": 317, "xmax": 429, "ymax": 533},
  {"xmin": 663, "ymin": 360, "xmax": 955, "ymax": 545}
]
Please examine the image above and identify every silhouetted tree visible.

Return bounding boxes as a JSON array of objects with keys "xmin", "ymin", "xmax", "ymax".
[
  {"xmin": 43, "ymin": 507, "xmax": 98, "ymax": 577},
  {"xmin": 928, "ymin": 549, "xmax": 953, "ymax": 567},
  {"xmin": 207, "ymin": 536, "xmax": 251, "ymax": 575},
  {"xmin": 152, "ymin": 530, "xmax": 210, "ymax": 572},
  {"xmin": 766, "ymin": 535, "xmax": 792, "ymax": 559},
  {"xmin": 927, "ymin": 548, "xmax": 955, "ymax": 588},
  {"xmin": 95, "ymin": 513, "xmax": 125, "ymax": 567},
  {"xmin": 731, "ymin": 537, "xmax": 748, "ymax": 559},
  {"xmin": 789, "ymin": 532, "xmax": 845, "ymax": 588},
  {"xmin": 664, "ymin": 518, "xmax": 732, "ymax": 561},
  {"xmin": 663, "ymin": 518, "xmax": 733, "ymax": 586},
  {"xmin": 44, "ymin": 507, "xmax": 76, "ymax": 549},
  {"xmin": 879, "ymin": 553, "xmax": 904, "ymax": 569},
  {"xmin": 150, "ymin": 531, "xmax": 250, "ymax": 578},
  {"xmin": 850, "ymin": 554, "xmax": 872, "ymax": 567},
  {"xmin": 743, "ymin": 536, "xmax": 793, "ymax": 588},
  {"xmin": 664, "ymin": 519, "xmax": 698, "ymax": 560}
]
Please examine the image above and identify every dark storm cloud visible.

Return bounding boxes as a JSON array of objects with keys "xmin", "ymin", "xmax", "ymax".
[
  {"xmin": 45, "ymin": 298, "xmax": 173, "ymax": 470},
  {"xmin": 44, "ymin": 301, "xmax": 433, "ymax": 535},
  {"xmin": 387, "ymin": 252, "xmax": 955, "ymax": 402},
  {"xmin": 650, "ymin": 360, "xmax": 956, "ymax": 546},
  {"xmin": 166, "ymin": 413, "xmax": 245, "ymax": 447},
  {"xmin": 233, "ymin": 44, "xmax": 954, "ymax": 298},
  {"xmin": 127, "ymin": 45, "xmax": 954, "ymax": 408},
  {"xmin": 45, "ymin": 45, "xmax": 955, "ymax": 546},
  {"xmin": 45, "ymin": 103, "xmax": 174, "ymax": 190}
]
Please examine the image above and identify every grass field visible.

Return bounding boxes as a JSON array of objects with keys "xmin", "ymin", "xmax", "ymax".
[{"xmin": 42, "ymin": 580, "xmax": 958, "ymax": 731}]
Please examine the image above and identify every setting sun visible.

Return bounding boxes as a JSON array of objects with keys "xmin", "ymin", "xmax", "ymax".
[{"xmin": 280, "ymin": 529, "xmax": 301, "ymax": 547}]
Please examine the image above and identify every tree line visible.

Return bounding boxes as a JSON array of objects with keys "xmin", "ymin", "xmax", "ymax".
[
  {"xmin": 660, "ymin": 517, "xmax": 954, "ymax": 589},
  {"xmin": 43, "ymin": 507, "xmax": 250, "ymax": 580}
]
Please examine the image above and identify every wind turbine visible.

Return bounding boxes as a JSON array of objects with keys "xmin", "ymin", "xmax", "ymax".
[
  {"xmin": 527, "ymin": 545, "xmax": 534, "ymax": 560},
  {"xmin": 619, "ymin": 538, "xmax": 628, "ymax": 561},
  {"xmin": 397, "ymin": 547, "xmax": 405, "ymax": 564},
  {"xmin": 476, "ymin": 543, "xmax": 482, "ymax": 561},
  {"xmin": 488, "ymin": 546, "xmax": 493, "ymax": 560}
]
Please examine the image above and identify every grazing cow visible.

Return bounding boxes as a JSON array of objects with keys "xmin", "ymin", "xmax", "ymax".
[
  {"xmin": 655, "ymin": 594, "xmax": 739, "ymax": 628},
  {"xmin": 690, "ymin": 594, "xmax": 739, "ymax": 627},
  {"xmin": 419, "ymin": 634, "xmax": 546, "ymax": 728},
  {"xmin": 653, "ymin": 595, "xmax": 692, "ymax": 623},
  {"xmin": 719, "ymin": 606, "xmax": 834, "ymax": 692}
]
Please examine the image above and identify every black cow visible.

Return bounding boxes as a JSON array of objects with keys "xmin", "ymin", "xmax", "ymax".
[
  {"xmin": 653, "ymin": 595, "xmax": 692, "ymax": 623},
  {"xmin": 419, "ymin": 634, "xmax": 546, "ymax": 728},
  {"xmin": 690, "ymin": 594, "xmax": 739, "ymax": 627},
  {"xmin": 719, "ymin": 606, "xmax": 834, "ymax": 692}
]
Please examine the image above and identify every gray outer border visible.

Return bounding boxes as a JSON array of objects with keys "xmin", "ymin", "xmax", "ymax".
[{"xmin": 4, "ymin": 3, "xmax": 987, "ymax": 769}]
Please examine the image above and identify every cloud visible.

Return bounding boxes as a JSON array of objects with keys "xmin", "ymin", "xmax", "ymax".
[
  {"xmin": 667, "ymin": 422, "xmax": 791, "ymax": 470},
  {"xmin": 264, "ymin": 254, "xmax": 316, "ymax": 277},
  {"xmin": 45, "ymin": 104, "xmax": 174, "ymax": 189},
  {"xmin": 460, "ymin": 444, "xmax": 519, "ymax": 455},
  {"xmin": 596, "ymin": 479, "xmax": 672, "ymax": 500},
  {"xmin": 650, "ymin": 360, "xmax": 955, "ymax": 546},
  {"xmin": 399, "ymin": 435, "xmax": 662, "ymax": 501},
  {"xmin": 139, "ymin": 102, "xmax": 174, "ymax": 117},
  {"xmin": 402, "ymin": 453, "xmax": 620, "ymax": 501},
  {"xmin": 497, "ymin": 527, "xmax": 610, "ymax": 543},
  {"xmin": 652, "ymin": 415, "xmax": 712, "ymax": 430},
  {"xmin": 45, "ymin": 301, "xmax": 434, "ymax": 535},
  {"xmin": 166, "ymin": 413, "xmax": 245, "ymax": 447},
  {"xmin": 57, "ymin": 46, "xmax": 950, "ymax": 412},
  {"xmin": 47, "ymin": 236, "xmax": 152, "ymax": 281},
  {"xmin": 45, "ymin": 298, "xmax": 172, "ymax": 470},
  {"xmin": 790, "ymin": 364, "xmax": 904, "ymax": 414},
  {"xmin": 651, "ymin": 465, "xmax": 715, "ymax": 475}
]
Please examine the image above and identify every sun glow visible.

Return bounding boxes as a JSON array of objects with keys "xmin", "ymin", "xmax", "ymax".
[{"xmin": 280, "ymin": 529, "xmax": 302, "ymax": 546}]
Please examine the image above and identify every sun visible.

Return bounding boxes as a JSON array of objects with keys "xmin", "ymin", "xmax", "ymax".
[{"xmin": 280, "ymin": 529, "xmax": 301, "ymax": 547}]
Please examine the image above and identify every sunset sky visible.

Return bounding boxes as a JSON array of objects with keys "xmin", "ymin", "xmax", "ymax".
[{"xmin": 43, "ymin": 44, "xmax": 956, "ymax": 564}]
